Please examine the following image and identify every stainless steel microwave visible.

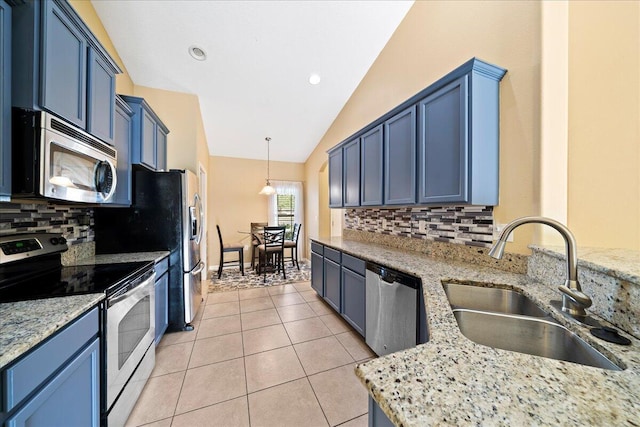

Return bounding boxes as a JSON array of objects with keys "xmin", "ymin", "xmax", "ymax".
[{"xmin": 12, "ymin": 109, "xmax": 117, "ymax": 203}]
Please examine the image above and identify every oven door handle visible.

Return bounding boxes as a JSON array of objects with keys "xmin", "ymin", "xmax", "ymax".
[{"xmin": 109, "ymin": 272, "xmax": 156, "ymax": 308}]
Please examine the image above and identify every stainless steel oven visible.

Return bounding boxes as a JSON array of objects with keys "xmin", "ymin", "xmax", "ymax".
[
  {"xmin": 106, "ymin": 267, "xmax": 155, "ymax": 426},
  {"xmin": 12, "ymin": 108, "xmax": 117, "ymax": 203}
]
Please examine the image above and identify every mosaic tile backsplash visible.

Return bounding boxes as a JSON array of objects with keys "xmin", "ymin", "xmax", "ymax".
[
  {"xmin": 344, "ymin": 205, "xmax": 494, "ymax": 248},
  {"xmin": 0, "ymin": 202, "xmax": 94, "ymax": 245}
]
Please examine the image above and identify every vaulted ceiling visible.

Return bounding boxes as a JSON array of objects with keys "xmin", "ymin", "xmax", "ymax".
[{"xmin": 91, "ymin": 0, "xmax": 414, "ymax": 162}]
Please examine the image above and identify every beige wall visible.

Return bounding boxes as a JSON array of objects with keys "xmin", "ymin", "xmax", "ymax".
[
  {"xmin": 208, "ymin": 156, "xmax": 305, "ymax": 271},
  {"xmin": 304, "ymin": 0, "xmax": 542, "ymax": 254},
  {"xmin": 567, "ymin": 1, "xmax": 640, "ymax": 250}
]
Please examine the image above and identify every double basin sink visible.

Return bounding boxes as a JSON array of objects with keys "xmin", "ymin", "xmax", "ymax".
[{"xmin": 442, "ymin": 283, "xmax": 622, "ymax": 371}]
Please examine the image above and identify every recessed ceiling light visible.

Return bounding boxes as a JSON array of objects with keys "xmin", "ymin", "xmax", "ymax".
[
  {"xmin": 189, "ymin": 45, "xmax": 207, "ymax": 61},
  {"xmin": 308, "ymin": 73, "xmax": 321, "ymax": 85}
]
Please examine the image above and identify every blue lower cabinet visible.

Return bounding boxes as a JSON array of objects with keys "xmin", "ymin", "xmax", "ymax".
[
  {"xmin": 368, "ymin": 397, "xmax": 395, "ymax": 427},
  {"xmin": 323, "ymin": 258, "xmax": 341, "ymax": 312},
  {"xmin": 6, "ymin": 338, "xmax": 100, "ymax": 427},
  {"xmin": 311, "ymin": 251, "xmax": 324, "ymax": 297},
  {"xmin": 341, "ymin": 267, "xmax": 365, "ymax": 336},
  {"xmin": 155, "ymin": 272, "xmax": 169, "ymax": 344},
  {"xmin": 3, "ymin": 307, "xmax": 101, "ymax": 427}
]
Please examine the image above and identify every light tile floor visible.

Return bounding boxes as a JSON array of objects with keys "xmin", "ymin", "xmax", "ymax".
[{"xmin": 125, "ymin": 281, "xmax": 375, "ymax": 427}]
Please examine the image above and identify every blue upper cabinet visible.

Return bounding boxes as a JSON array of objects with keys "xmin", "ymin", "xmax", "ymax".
[
  {"xmin": 343, "ymin": 138, "xmax": 360, "ymax": 207},
  {"xmin": 384, "ymin": 106, "xmax": 416, "ymax": 205},
  {"xmin": 11, "ymin": 0, "xmax": 120, "ymax": 143},
  {"xmin": 327, "ymin": 58, "xmax": 506, "ymax": 208},
  {"xmin": 360, "ymin": 125, "xmax": 384, "ymax": 206},
  {"xmin": 418, "ymin": 62, "xmax": 506, "ymax": 205},
  {"xmin": 111, "ymin": 95, "xmax": 133, "ymax": 206},
  {"xmin": 41, "ymin": 0, "xmax": 87, "ymax": 129},
  {"xmin": 121, "ymin": 95, "xmax": 170, "ymax": 171},
  {"xmin": 0, "ymin": 0, "xmax": 11, "ymax": 201},
  {"xmin": 328, "ymin": 148, "xmax": 343, "ymax": 207},
  {"xmin": 87, "ymin": 48, "xmax": 116, "ymax": 145},
  {"xmin": 417, "ymin": 77, "xmax": 468, "ymax": 204}
]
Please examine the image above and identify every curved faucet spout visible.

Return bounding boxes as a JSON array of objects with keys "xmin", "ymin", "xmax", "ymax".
[{"xmin": 489, "ymin": 216, "xmax": 592, "ymax": 318}]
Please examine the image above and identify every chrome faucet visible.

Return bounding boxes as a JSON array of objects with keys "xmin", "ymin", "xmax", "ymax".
[{"xmin": 488, "ymin": 216, "xmax": 593, "ymax": 318}]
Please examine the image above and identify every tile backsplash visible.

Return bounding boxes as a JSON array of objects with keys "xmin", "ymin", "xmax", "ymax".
[
  {"xmin": 0, "ymin": 202, "xmax": 94, "ymax": 245},
  {"xmin": 344, "ymin": 205, "xmax": 494, "ymax": 248}
]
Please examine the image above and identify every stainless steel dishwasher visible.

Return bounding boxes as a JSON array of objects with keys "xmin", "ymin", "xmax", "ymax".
[{"xmin": 365, "ymin": 262, "xmax": 421, "ymax": 356}]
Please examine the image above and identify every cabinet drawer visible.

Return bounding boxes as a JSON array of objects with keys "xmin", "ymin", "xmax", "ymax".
[
  {"xmin": 3, "ymin": 307, "xmax": 99, "ymax": 412},
  {"xmin": 324, "ymin": 247, "xmax": 341, "ymax": 263},
  {"xmin": 311, "ymin": 241, "xmax": 324, "ymax": 255},
  {"xmin": 342, "ymin": 253, "xmax": 365, "ymax": 276},
  {"xmin": 155, "ymin": 257, "xmax": 169, "ymax": 277}
]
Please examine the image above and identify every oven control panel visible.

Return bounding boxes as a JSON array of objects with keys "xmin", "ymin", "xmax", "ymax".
[{"xmin": 0, "ymin": 233, "xmax": 68, "ymax": 264}]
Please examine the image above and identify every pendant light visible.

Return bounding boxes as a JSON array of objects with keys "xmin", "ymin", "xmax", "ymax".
[{"xmin": 259, "ymin": 137, "xmax": 276, "ymax": 195}]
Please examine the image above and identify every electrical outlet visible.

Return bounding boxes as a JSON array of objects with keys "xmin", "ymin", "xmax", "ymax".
[{"xmin": 494, "ymin": 223, "xmax": 514, "ymax": 242}]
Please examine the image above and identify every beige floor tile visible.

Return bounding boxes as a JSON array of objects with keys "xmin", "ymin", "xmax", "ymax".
[
  {"xmin": 171, "ymin": 396, "xmax": 250, "ymax": 427},
  {"xmin": 189, "ymin": 332, "xmax": 244, "ymax": 368},
  {"xmin": 309, "ymin": 364, "xmax": 369, "ymax": 426},
  {"xmin": 136, "ymin": 417, "xmax": 173, "ymax": 427},
  {"xmin": 151, "ymin": 341, "xmax": 194, "ymax": 377},
  {"xmin": 299, "ymin": 290, "xmax": 323, "ymax": 303},
  {"xmin": 267, "ymin": 284, "xmax": 298, "ymax": 295},
  {"xmin": 293, "ymin": 282, "xmax": 313, "ymax": 292},
  {"xmin": 202, "ymin": 301, "xmax": 240, "ymax": 319},
  {"xmin": 125, "ymin": 371, "xmax": 184, "ymax": 426},
  {"xmin": 207, "ymin": 290, "xmax": 239, "ymax": 304},
  {"xmin": 158, "ymin": 327, "xmax": 198, "ymax": 347},
  {"xmin": 319, "ymin": 313, "xmax": 352, "ymax": 335},
  {"xmin": 238, "ymin": 288, "xmax": 270, "ymax": 300},
  {"xmin": 336, "ymin": 414, "xmax": 368, "ymax": 427},
  {"xmin": 284, "ymin": 317, "xmax": 333, "ymax": 344},
  {"xmin": 245, "ymin": 346, "xmax": 306, "ymax": 393},
  {"xmin": 294, "ymin": 336, "xmax": 354, "ymax": 375},
  {"xmin": 271, "ymin": 292, "xmax": 306, "ymax": 307},
  {"xmin": 335, "ymin": 332, "xmax": 376, "ymax": 361},
  {"xmin": 308, "ymin": 300, "xmax": 334, "ymax": 316},
  {"xmin": 248, "ymin": 378, "xmax": 328, "ymax": 427},
  {"xmin": 175, "ymin": 358, "xmax": 246, "ymax": 415},
  {"xmin": 197, "ymin": 315, "xmax": 242, "ymax": 339},
  {"xmin": 241, "ymin": 308, "xmax": 282, "ymax": 331},
  {"xmin": 242, "ymin": 324, "xmax": 292, "ymax": 355},
  {"xmin": 240, "ymin": 296, "xmax": 275, "ymax": 313},
  {"xmin": 276, "ymin": 302, "xmax": 316, "ymax": 322}
]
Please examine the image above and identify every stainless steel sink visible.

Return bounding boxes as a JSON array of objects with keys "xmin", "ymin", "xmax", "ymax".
[
  {"xmin": 452, "ymin": 309, "xmax": 622, "ymax": 371},
  {"xmin": 442, "ymin": 283, "xmax": 548, "ymax": 317}
]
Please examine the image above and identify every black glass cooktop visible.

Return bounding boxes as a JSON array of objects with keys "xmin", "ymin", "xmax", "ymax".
[{"xmin": 0, "ymin": 261, "xmax": 152, "ymax": 303}]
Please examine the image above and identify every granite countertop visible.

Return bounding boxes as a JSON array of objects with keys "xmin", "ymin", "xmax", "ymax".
[
  {"xmin": 71, "ymin": 251, "xmax": 170, "ymax": 266},
  {"xmin": 311, "ymin": 237, "xmax": 640, "ymax": 426},
  {"xmin": 0, "ymin": 294, "xmax": 105, "ymax": 370}
]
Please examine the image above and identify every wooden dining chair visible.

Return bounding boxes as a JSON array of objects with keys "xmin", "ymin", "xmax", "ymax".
[
  {"xmin": 216, "ymin": 225, "xmax": 245, "ymax": 279},
  {"xmin": 250, "ymin": 222, "xmax": 267, "ymax": 269},
  {"xmin": 257, "ymin": 226, "xmax": 286, "ymax": 283},
  {"xmin": 284, "ymin": 223, "xmax": 302, "ymax": 270}
]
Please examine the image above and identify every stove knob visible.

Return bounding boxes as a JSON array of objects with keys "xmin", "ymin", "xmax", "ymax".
[
  {"xmin": 59, "ymin": 237, "xmax": 67, "ymax": 244},
  {"xmin": 50, "ymin": 237, "xmax": 59, "ymax": 245}
]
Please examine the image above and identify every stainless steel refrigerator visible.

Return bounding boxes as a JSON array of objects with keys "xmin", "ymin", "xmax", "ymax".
[{"xmin": 94, "ymin": 167, "xmax": 204, "ymax": 330}]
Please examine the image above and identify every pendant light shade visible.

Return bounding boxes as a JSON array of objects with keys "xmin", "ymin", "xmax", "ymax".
[{"xmin": 259, "ymin": 137, "xmax": 276, "ymax": 195}]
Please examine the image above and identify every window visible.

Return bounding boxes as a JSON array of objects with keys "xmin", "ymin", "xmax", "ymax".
[{"xmin": 276, "ymin": 194, "xmax": 295, "ymax": 239}]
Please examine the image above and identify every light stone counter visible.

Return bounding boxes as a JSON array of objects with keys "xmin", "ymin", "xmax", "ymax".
[
  {"xmin": 0, "ymin": 294, "xmax": 104, "ymax": 369},
  {"xmin": 311, "ymin": 237, "xmax": 640, "ymax": 426},
  {"xmin": 72, "ymin": 251, "xmax": 170, "ymax": 265}
]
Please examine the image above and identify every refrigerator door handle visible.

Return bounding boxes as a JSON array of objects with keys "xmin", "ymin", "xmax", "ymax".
[
  {"xmin": 192, "ymin": 261, "xmax": 205, "ymax": 276},
  {"xmin": 193, "ymin": 192, "xmax": 204, "ymax": 244}
]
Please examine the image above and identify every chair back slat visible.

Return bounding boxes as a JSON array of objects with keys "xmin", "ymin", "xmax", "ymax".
[{"xmin": 263, "ymin": 226, "xmax": 285, "ymax": 249}]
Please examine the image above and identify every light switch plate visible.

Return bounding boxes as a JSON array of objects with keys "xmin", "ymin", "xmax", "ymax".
[{"xmin": 494, "ymin": 223, "xmax": 514, "ymax": 242}]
